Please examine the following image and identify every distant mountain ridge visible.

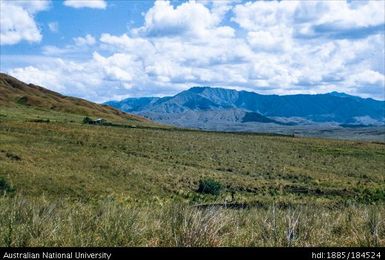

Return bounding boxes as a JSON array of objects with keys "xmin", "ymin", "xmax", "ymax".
[{"xmin": 105, "ymin": 86, "xmax": 385, "ymax": 130}]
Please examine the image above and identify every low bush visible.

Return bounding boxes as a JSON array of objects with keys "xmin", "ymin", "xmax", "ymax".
[
  {"xmin": 197, "ymin": 179, "xmax": 222, "ymax": 195},
  {"xmin": 358, "ymin": 189, "xmax": 385, "ymax": 203},
  {"xmin": 0, "ymin": 177, "xmax": 15, "ymax": 195},
  {"xmin": 82, "ymin": 116, "xmax": 93, "ymax": 124}
]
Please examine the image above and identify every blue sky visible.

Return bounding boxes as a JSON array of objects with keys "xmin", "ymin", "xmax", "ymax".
[{"xmin": 1, "ymin": 0, "xmax": 384, "ymax": 102}]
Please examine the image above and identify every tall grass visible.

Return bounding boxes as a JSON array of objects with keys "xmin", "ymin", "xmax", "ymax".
[
  {"xmin": 0, "ymin": 196, "xmax": 384, "ymax": 247},
  {"xmin": 1, "ymin": 107, "xmax": 384, "ymax": 247}
]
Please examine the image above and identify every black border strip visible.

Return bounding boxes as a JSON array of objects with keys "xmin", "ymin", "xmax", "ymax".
[{"xmin": 1, "ymin": 247, "xmax": 384, "ymax": 260}]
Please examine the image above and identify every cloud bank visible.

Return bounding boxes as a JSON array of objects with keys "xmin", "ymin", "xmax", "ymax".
[{"xmin": 4, "ymin": 0, "xmax": 385, "ymax": 102}]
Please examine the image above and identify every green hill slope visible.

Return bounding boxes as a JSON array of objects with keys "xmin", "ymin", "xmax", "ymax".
[
  {"xmin": 0, "ymin": 73, "xmax": 149, "ymax": 123},
  {"xmin": 0, "ymin": 74, "xmax": 384, "ymax": 246}
]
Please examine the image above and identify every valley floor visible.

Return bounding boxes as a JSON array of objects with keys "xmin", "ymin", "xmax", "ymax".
[
  {"xmin": 149, "ymin": 119, "xmax": 385, "ymax": 142},
  {"xmin": 0, "ymin": 106, "xmax": 384, "ymax": 246}
]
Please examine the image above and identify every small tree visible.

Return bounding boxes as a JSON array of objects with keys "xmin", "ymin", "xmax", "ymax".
[
  {"xmin": 197, "ymin": 178, "xmax": 222, "ymax": 195},
  {"xmin": 82, "ymin": 116, "xmax": 93, "ymax": 124}
]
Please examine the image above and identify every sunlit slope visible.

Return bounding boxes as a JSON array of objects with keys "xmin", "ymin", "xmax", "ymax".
[{"xmin": 0, "ymin": 73, "xmax": 148, "ymax": 123}]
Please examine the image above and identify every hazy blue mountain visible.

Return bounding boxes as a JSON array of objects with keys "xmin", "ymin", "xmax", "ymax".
[
  {"xmin": 105, "ymin": 87, "xmax": 385, "ymax": 130},
  {"xmin": 105, "ymin": 97, "xmax": 160, "ymax": 112}
]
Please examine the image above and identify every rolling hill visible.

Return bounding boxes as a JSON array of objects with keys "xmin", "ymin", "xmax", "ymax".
[{"xmin": 0, "ymin": 73, "xmax": 148, "ymax": 123}]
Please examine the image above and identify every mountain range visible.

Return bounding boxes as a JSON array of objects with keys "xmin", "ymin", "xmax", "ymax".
[
  {"xmin": 1, "ymin": 73, "xmax": 384, "ymax": 139},
  {"xmin": 105, "ymin": 86, "xmax": 385, "ymax": 131}
]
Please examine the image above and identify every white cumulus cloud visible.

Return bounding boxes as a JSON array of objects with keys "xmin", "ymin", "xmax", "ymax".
[
  {"xmin": 74, "ymin": 34, "xmax": 96, "ymax": 46},
  {"xmin": 4, "ymin": 0, "xmax": 385, "ymax": 101},
  {"xmin": 137, "ymin": 0, "xmax": 233, "ymax": 39},
  {"xmin": 63, "ymin": 0, "xmax": 107, "ymax": 9},
  {"xmin": 0, "ymin": 0, "xmax": 50, "ymax": 45}
]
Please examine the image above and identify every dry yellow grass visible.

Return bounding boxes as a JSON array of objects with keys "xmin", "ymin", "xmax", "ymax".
[{"xmin": 0, "ymin": 197, "xmax": 384, "ymax": 247}]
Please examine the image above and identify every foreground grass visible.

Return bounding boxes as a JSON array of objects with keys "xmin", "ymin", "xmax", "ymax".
[
  {"xmin": 1, "ymin": 196, "xmax": 384, "ymax": 247},
  {"xmin": 0, "ymin": 106, "xmax": 384, "ymax": 246}
]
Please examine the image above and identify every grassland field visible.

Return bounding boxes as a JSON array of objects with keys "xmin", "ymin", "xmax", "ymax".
[{"xmin": 0, "ymin": 105, "xmax": 384, "ymax": 246}]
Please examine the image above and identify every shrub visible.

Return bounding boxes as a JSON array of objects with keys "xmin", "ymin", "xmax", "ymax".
[
  {"xmin": 30, "ymin": 119, "xmax": 50, "ymax": 123},
  {"xmin": 197, "ymin": 179, "xmax": 222, "ymax": 195},
  {"xmin": 5, "ymin": 152, "xmax": 21, "ymax": 161},
  {"xmin": 16, "ymin": 96, "xmax": 29, "ymax": 105},
  {"xmin": 82, "ymin": 117, "xmax": 93, "ymax": 124},
  {"xmin": 0, "ymin": 177, "xmax": 15, "ymax": 195},
  {"xmin": 358, "ymin": 189, "xmax": 385, "ymax": 203}
]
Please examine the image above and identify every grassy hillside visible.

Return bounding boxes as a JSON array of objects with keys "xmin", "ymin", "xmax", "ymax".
[
  {"xmin": 0, "ymin": 103, "xmax": 384, "ymax": 246},
  {"xmin": 0, "ymin": 74, "xmax": 384, "ymax": 246},
  {"xmin": 0, "ymin": 73, "xmax": 148, "ymax": 123},
  {"xmin": 1, "ymin": 107, "xmax": 384, "ymax": 204}
]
